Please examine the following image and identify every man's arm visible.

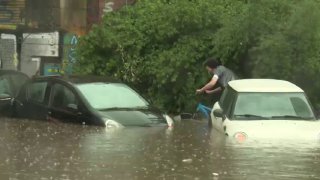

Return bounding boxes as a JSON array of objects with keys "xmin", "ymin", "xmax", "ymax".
[
  {"xmin": 196, "ymin": 77, "xmax": 218, "ymax": 94},
  {"xmin": 205, "ymin": 87, "xmax": 222, "ymax": 94}
]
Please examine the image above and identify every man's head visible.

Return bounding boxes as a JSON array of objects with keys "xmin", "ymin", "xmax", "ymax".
[{"xmin": 204, "ymin": 58, "xmax": 220, "ymax": 73}]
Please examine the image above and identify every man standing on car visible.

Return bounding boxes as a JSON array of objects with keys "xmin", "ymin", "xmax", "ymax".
[{"xmin": 196, "ymin": 58, "xmax": 236, "ymax": 96}]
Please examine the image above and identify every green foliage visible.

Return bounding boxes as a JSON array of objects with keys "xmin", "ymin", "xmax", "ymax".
[
  {"xmin": 249, "ymin": 0, "xmax": 320, "ymax": 107},
  {"xmin": 76, "ymin": 0, "xmax": 320, "ymax": 113},
  {"xmin": 76, "ymin": 0, "xmax": 224, "ymax": 113}
]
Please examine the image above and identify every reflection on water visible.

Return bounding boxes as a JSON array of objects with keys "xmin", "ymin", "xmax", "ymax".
[{"xmin": 0, "ymin": 118, "xmax": 319, "ymax": 179}]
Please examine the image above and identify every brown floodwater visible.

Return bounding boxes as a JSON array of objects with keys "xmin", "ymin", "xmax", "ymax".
[{"xmin": 0, "ymin": 117, "xmax": 319, "ymax": 180}]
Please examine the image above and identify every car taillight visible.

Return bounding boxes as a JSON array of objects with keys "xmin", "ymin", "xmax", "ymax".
[{"xmin": 234, "ymin": 132, "xmax": 247, "ymax": 143}]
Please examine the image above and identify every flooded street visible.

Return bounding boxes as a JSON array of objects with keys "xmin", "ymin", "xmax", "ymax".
[{"xmin": 0, "ymin": 118, "xmax": 319, "ymax": 180}]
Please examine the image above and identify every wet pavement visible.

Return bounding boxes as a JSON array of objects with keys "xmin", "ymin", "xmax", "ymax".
[{"xmin": 0, "ymin": 117, "xmax": 320, "ymax": 180}]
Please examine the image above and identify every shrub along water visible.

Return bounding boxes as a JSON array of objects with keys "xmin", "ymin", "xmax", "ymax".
[{"xmin": 75, "ymin": 0, "xmax": 320, "ymax": 114}]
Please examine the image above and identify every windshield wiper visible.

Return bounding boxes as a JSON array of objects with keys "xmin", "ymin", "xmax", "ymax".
[
  {"xmin": 132, "ymin": 106, "xmax": 149, "ymax": 109},
  {"xmin": 271, "ymin": 115, "xmax": 314, "ymax": 120},
  {"xmin": 99, "ymin": 106, "xmax": 149, "ymax": 111},
  {"xmin": 98, "ymin": 107, "xmax": 130, "ymax": 111},
  {"xmin": 234, "ymin": 114, "xmax": 269, "ymax": 120}
]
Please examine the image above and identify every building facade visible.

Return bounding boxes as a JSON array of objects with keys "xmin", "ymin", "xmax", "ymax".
[{"xmin": 0, "ymin": 0, "xmax": 135, "ymax": 76}]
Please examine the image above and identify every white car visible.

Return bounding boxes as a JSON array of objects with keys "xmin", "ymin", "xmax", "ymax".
[{"xmin": 211, "ymin": 79, "xmax": 320, "ymax": 142}]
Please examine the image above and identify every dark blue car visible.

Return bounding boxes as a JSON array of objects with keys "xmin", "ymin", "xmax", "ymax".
[{"xmin": 12, "ymin": 75, "xmax": 173, "ymax": 128}]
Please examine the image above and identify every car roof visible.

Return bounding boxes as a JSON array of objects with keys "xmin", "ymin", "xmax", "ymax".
[
  {"xmin": 228, "ymin": 79, "xmax": 304, "ymax": 92},
  {"xmin": 32, "ymin": 75, "xmax": 121, "ymax": 84}
]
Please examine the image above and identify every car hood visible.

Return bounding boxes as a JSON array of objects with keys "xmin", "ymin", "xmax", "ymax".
[
  {"xmin": 97, "ymin": 108, "xmax": 167, "ymax": 126},
  {"xmin": 224, "ymin": 120, "xmax": 320, "ymax": 140}
]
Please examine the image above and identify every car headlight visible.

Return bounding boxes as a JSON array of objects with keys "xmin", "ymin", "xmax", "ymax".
[
  {"xmin": 103, "ymin": 119, "xmax": 124, "ymax": 129},
  {"xmin": 234, "ymin": 132, "xmax": 247, "ymax": 143},
  {"xmin": 163, "ymin": 114, "xmax": 174, "ymax": 127}
]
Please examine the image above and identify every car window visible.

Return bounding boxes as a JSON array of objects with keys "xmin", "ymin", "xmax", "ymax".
[
  {"xmin": 76, "ymin": 83, "xmax": 148, "ymax": 110},
  {"xmin": 0, "ymin": 75, "xmax": 11, "ymax": 95},
  {"xmin": 28, "ymin": 82, "xmax": 48, "ymax": 103},
  {"xmin": 51, "ymin": 83, "xmax": 78, "ymax": 110},
  {"xmin": 9, "ymin": 74, "xmax": 29, "ymax": 96},
  {"xmin": 233, "ymin": 92, "xmax": 315, "ymax": 120},
  {"xmin": 219, "ymin": 86, "xmax": 237, "ymax": 117},
  {"xmin": 290, "ymin": 97, "xmax": 313, "ymax": 117}
]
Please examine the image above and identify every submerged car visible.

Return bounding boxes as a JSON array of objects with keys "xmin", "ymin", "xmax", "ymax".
[
  {"xmin": 211, "ymin": 79, "xmax": 320, "ymax": 141},
  {"xmin": 0, "ymin": 70, "xmax": 29, "ymax": 116},
  {"xmin": 12, "ymin": 75, "xmax": 173, "ymax": 128}
]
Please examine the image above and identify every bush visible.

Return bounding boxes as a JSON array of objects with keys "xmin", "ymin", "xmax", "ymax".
[{"xmin": 75, "ymin": 0, "xmax": 320, "ymax": 113}]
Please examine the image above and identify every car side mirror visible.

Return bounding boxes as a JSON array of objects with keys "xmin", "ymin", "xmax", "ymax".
[
  {"xmin": 213, "ymin": 109, "xmax": 223, "ymax": 118},
  {"xmin": 0, "ymin": 93, "xmax": 11, "ymax": 100}
]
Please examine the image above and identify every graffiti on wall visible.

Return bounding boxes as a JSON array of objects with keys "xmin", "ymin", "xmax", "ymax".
[
  {"xmin": 87, "ymin": 0, "xmax": 136, "ymax": 31},
  {"xmin": 103, "ymin": 1, "xmax": 114, "ymax": 15},
  {"xmin": 63, "ymin": 34, "xmax": 78, "ymax": 75},
  {"xmin": 68, "ymin": 35, "xmax": 78, "ymax": 64},
  {"xmin": 43, "ymin": 63, "xmax": 61, "ymax": 76},
  {"xmin": 0, "ymin": 0, "xmax": 25, "ymax": 25}
]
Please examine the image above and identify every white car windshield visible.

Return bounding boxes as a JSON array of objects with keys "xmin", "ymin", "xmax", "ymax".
[
  {"xmin": 76, "ymin": 83, "xmax": 149, "ymax": 110},
  {"xmin": 233, "ymin": 92, "xmax": 315, "ymax": 120}
]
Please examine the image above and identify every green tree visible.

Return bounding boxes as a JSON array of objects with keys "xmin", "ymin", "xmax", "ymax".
[
  {"xmin": 76, "ymin": 0, "xmax": 226, "ymax": 113},
  {"xmin": 249, "ymin": 0, "xmax": 320, "ymax": 107},
  {"xmin": 76, "ymin": 0, "xmax": 320, "ymax": 113}
]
